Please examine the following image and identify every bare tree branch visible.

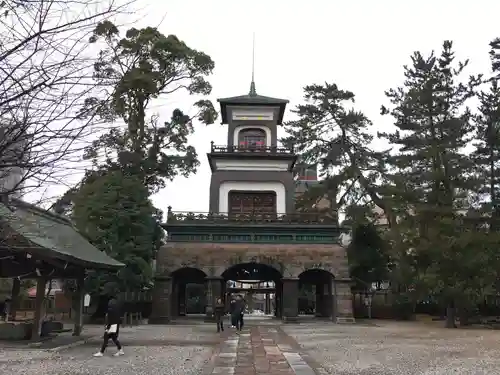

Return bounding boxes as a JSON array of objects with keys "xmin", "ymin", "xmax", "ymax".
[{"xmin": 0, "ymin": 0, "xmax": 134, "ymax": 202}]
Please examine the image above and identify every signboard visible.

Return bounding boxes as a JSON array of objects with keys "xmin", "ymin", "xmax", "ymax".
[{"xmin": 84, "ymin": 294, "xmax": 91, "ymax": 307}]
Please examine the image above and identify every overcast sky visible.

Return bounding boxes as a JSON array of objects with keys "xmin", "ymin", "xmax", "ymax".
[
  {"xmin": 143, "ymin": 0, "xmax": 500, "ymax": 215},
  {"xmin": 38, "ymin": 1, "xmax": 500, "ymax": 215}
]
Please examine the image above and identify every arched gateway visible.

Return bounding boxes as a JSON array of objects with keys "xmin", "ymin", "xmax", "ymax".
[{"xmin": 149, "ymin": 81, "xmax": 355, "ymax": 324}]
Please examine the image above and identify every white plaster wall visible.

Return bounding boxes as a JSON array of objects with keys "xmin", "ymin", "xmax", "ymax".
[
  {"xmin": 214, "ymin": 159, "xmax": 289, "ymax": 171},
  {"xmin": 233, "ymin": 125, "xmax": 272, "ymax": 147},
  {"xmin": 219, "ymin": 181, "xmax": 286, "ymax": 213}
]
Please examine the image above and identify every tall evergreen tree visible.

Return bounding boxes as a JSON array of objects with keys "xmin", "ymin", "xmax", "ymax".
[
  {"xmin": 378, "ymin": 41, "xmax": 491, "ymax": 327},
  {"xmin": 347, "ymin": 223, "xmax": 391, "ymax": 291},
  {"xmin": 281, "ymin": 83, "xmax": 383, "ymax": 224},
  {"xmin": 72, "ymin": 170, "xmax": 163, "ymax": 295},
  {"xmin": 80, "ymin": 22, "xmax": 218, "ymax": 193},
  {"xmin": 472, "ymin": 39, "xmax": 500, "ymax": 230},
  {"xmin": 379, "ymin": 41, "xmax": 478, "ymax": 216}
]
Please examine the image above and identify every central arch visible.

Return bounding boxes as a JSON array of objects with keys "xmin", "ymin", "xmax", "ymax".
[{"xmin": 221, "ymin": 262, "xmax": 283, "ymax": 317}]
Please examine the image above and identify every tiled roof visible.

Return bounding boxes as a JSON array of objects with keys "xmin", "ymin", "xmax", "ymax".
[{"xmin": 0, "ymin": 199, "xmax": 123, "ymax": 269}]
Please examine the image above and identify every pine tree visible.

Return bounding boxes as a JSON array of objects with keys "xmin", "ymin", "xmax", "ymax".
[
  {"xmin": 378, "ymin": 41, "xmax": 492, "ymax": 327},
  {"xmin": 472, "ymin": 39, "xmax": 500, "ymax": 230},
  {"xmin": 347, "ymin": 223, "xmax": 391, "ymax": 291},
  {"xmin": 379, "ymin": 41, "xmax": 477, "ymax": 215},
  {"xmin": 281, "ymin": 83, "xmax": 383, "ymax": 224}
]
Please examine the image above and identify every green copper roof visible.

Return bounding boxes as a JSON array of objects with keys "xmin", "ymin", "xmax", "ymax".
[
  {"xmin": 217, "ymin": 91, "xmax": 289, "ymax": 105},
  {"xmin": 0, "ymin": 199, "xmax": 124, "ymax": 269},
  {"xmin": 218, "ymin": 81, "xmax": 289, "ymax": 124}
]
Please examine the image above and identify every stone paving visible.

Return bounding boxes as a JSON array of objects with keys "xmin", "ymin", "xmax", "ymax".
[{"xmin": 209, "ymin": 326, "xmax": 318, "ymax": 375}]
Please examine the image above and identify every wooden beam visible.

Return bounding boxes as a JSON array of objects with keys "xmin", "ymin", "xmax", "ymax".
[
  {"xmin": 9, "ymin": 278, "xmax": 20, "ymax": 321},
  {"xmin": 0, "ymin": 251, "xmax": 86, "ymax": 279}
]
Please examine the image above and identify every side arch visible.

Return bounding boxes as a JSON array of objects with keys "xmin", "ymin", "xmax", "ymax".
[
  {"xmin": 169, "ymin": 267, "xmax": 208, "ymax": 316},
  {"xmin": 298, "ymin": 268, "xmax": 335, "ymax": 317}
]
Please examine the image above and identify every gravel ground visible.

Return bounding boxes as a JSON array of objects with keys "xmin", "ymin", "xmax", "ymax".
[
  {"xmin": 0, "ymin": 325, "xmax": 217, "ymax": 375},
  {"xmin": 9, "ymin": 319, "xmax": 500, "ymax": 375},
  {"xmin": 284, "ymin": 321, "xmax": 500, "ymax": 375}
]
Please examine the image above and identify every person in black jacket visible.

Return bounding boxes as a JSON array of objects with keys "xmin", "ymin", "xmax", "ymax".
[
  {"xmin": 94, "ymin": 298, "xmax": 124, "ymax": 357},
  {"xmin": 233, "ymin": 295, "xmax": 245, "ymax": 331},
  {"xmin": 214, "ymin": 298, "xmax": 225, "ymax": 332}
]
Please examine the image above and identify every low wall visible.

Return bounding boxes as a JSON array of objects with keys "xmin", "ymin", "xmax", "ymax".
[{"xmin": 0, "ymin": 322, "xmax": 33, "ymax": 340}]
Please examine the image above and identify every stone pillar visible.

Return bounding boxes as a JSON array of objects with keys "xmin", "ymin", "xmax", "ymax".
[
  {"xmin": 279, "ymin": 282, "xmax": 284, "ymax": 318},
  {"xmin": 281, "ymin": 278, "xmax": 299, "ymax": 323},
  {"xmin": 171, "ymin": 280, "xmax": 179, "ymax": 318},
  {"xmin": 315, "ymin": 284, "xmax": 323, "ymax": 317},
  {"xmin": 324, "ymin": 282, "xmax": 333, "ymax": 318},
  {"xmin": 265, "ymin": 293, "xmax": 271, "ymax": 314},
  {"xmin": 204, "ymin": 276, "xmax": 223, "ymax": 322},
  {"xmin": 274, "ymin": 281, "xmax": 281, "ymax": 318},
  {"xmin": 221, "ymin": 280, "xmax": 227, "ymax": 305},
  {"xmin": 224, "ymin": 286, "xmax": 230, "ymax": 312},
  {"xmin": 178, "ymin": 282, "xmax": 186, "ymax": 316},
  {"xmin": 149, "ymin": 276, "xmax": 173, "ymax": 324},
  {"xmin": 334, "ymin": 280, "xmax": 355, "ymax": 323}
]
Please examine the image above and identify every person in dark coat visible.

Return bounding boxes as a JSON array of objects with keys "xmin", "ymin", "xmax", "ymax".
[
  {"xmin": 233, "ymin": 295, "xmax": 246, "ymax": 331},
  {"xmin": 94, "ymin": 298, "xmax": 124, "ymax": 357},
  {"xmin": 214, "ymin": 298, "xmax": 225, "ymax": 332}
]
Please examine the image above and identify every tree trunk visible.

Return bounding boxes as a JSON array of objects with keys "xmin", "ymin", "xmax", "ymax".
[
  {"xmin": 445, "ymin": 305, "xmax": 456, "ymax": 328},
  {"xmin": 458, "ymin": 308, "xmax": 470, "ymax": 327}
]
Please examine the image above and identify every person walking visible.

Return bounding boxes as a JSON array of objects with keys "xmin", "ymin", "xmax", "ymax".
[
  {"xmin": 238, "ymin": 296, "xmax": 246, "ymax": 331},
  {"xmin": 214, "ymin": 298, "xmax": 225, "ymax": 332},
  {"xmin": 229, "ymin": 297, "xmax": 237, "ymax": 328},
  {"xmin": 94, "ymin": 298, "xmax": 124, "ymax": 357},
  {"xmin": 234, "ymin": 295, "xmax": 245, "ymax": 332}
]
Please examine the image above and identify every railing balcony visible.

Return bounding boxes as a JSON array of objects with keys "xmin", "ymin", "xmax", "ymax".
[
  {"xmin": 210, "ymin": 141, "xmax": 294, "ymax": 155},
  {"xmin": 165, "ymin": 208, "xmax": 338, "ymax": 225}
]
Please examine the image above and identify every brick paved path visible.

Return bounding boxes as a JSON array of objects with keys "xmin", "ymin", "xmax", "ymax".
[{"xmin": 208, "ymin": 325, "xmax": 321, "ymax": 375}]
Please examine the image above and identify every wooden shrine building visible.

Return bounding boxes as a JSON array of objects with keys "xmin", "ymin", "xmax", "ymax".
[{"xmin": 0, "ymin": 198, "xmax": 123, "ymax": 339}]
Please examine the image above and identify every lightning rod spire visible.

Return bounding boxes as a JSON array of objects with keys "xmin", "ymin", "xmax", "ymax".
[{"xmin": 249, "ymin": 33, "xmax": 257, "ymax": 96}]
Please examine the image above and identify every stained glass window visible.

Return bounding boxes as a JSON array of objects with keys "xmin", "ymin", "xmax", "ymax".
[
  {"xmin": 228, "ymin": 191, "xmax": 276, "ymax": 214},
  {"xmin": 238, "ymin": 128, "xmax": 266, "ymax": 150}
]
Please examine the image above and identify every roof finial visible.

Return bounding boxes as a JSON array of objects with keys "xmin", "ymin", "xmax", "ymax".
[{"xmin": 249, "ymin": 32, "xmax": 257, "ymax": 96}]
